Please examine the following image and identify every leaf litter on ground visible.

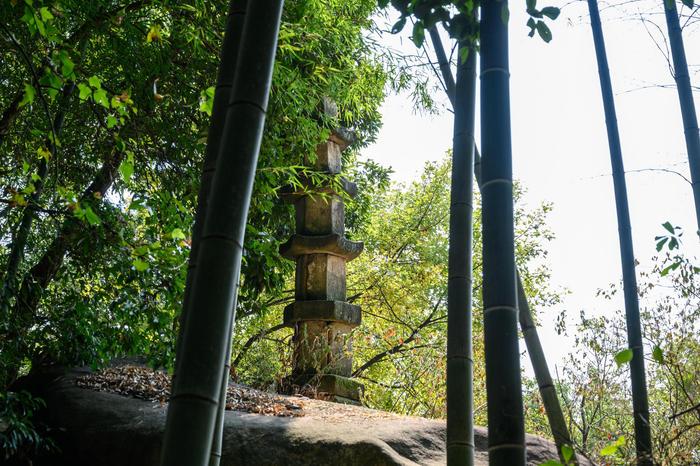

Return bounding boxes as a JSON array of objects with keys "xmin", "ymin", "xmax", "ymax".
[{"xmin": 76, "ymin": 365, "xmax": 305, "ymax": 417}]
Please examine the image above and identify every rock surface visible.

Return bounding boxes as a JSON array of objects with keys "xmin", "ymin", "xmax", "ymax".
[{"xmin": 23, "ymin": 367, "xmax": 579, "ymax": 466}]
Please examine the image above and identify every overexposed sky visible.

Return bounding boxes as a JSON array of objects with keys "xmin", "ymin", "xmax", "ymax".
[{"xmin": 363, "ymin": 0, "xmax": 700, "ymax": 373}]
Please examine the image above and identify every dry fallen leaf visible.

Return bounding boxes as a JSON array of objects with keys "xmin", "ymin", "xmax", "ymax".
[{"xmin": 77, "ymin": 365, "xmax": 304, "ymax": 418}]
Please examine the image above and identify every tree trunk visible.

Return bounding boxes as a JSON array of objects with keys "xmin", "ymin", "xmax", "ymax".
[
  {"xmin": 0, "ymin": 91, "xmax": 23, "ymax": 146},
  {"xmin": 663, "ymin": 0, "xmax": 700, "ymax": 234},
  {"xmin": 446, "ymin": 37, "xmax": 477, "ymax": 466},
  {"xmin": 0, "ymin": 145, "xmax": 124, "ymax": 388},
  {"xmin": 160, "ymin": 1, "xmax": 284, "ymax": 464},
  {"xmin": 480, "ymin": 1, "xmax": 525, "ymax": 464},
  {"xmin": 1, "ymin": 84, "xmax": 75, "ymax": 305},
  {"xmin": 587, "ymin": 1, "xmax": 653, "ymax": 463},
  {"xmin": 10, "ymin": 148, "xmax": 124, "ymax": 331}
]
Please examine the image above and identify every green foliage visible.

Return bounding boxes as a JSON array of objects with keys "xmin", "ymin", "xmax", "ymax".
[
  {"xmin": 0, "ymin": 391, "xmax": 56, "ymax": 463},
  {"xmin": 540, "ymin": 230, "xmax": 700, "ymax": 464},
  {"xmin": 378, "ymin": 0, "xmax": 560, "ymax": 48},
  {"xmin": 0, "ymin": 0, "xmax": 387, "ymax": 388},
  {"xmin": 346, "ymin": 157, "xmax": 557, "ymax": 418}
]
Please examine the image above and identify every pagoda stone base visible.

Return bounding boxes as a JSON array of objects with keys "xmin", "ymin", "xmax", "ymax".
[{"xmin": 286, "ymin": 373, "xmax": 363, "ymax": 403}]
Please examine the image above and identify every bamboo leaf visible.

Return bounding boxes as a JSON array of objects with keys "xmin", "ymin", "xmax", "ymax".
[
  {"xmin": 541, "ymin": 6, "xmax": 560, "ymax": 20},
  {"xmin": 614, "ymin": 348, "xmax": 633, "ymax": 366},
  {"xmin": 411, "ymin": 21, "xmax": 425, "ymax": 47},
  {"xmin": 527, "ymin": 17, "xmax": 537, "ymax": 37},
  {"xmin": 391, "ymin": 17, "xmax": 406, "ymax": 34},
  {"xmin": 501, "ymin": 4, "xmax": 510, "ymax": 24},
  {"xmin": 561, "ymin": 444, "xmax": 574, "ymax": 463},
  {"xmin": 655, "ymin": 236, "xmax": 668, "ymax": 251},
  {"xmin": 536, "ymin": 20, "xmax": 552, "ymax": 43}
]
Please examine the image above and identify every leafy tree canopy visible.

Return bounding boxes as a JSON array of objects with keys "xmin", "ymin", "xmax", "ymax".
[{"xmin": 0, "ymin": 0, "xmax": 388, "ymax": 387}]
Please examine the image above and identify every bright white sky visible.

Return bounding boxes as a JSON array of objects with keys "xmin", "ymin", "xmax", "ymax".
[{"xmin": 363, "ymin": 1, "xmax": 700, "ymax": 374}]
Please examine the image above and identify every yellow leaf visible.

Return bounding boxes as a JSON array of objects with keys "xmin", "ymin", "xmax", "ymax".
[
  {"xmin": 146, "ymin": 25, "xmax": 161, "ymax": 43},
  {"xmin": 37, "ymin": 146, "xmax": 51, "ymax": 161}
]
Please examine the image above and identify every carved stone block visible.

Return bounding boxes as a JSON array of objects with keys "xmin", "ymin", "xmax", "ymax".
[
  {"xmin": 314, "ymin": 141, "xmax": 342, "ymax": 174},
  {"xmin": 295, "ymin": 254, "xmax": 346, "ymax": 301},
  {"xmin": 290, "ymin": 320, "xmax": 355, "ymax": 377},
  {"xmin": 294, "ymin": 195, "xmax": 344, "ymax": 236}
]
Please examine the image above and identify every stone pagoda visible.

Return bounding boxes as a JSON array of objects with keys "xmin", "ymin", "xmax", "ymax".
[{"xmin": 280, "ymin": 101, "xmax": 363, "ymax": 403}]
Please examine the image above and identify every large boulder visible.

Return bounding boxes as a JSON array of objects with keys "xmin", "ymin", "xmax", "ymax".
[{"xmin": 22, "ymin": 367, "xmax": 577, "ymax": 466}]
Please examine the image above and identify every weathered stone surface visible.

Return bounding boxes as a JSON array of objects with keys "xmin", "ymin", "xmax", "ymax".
[
  {"xmin": 289, "ymin": 320, "xmax": 355, "ymax": 376},
  {"xmin": 24, "ymin": 368, "xmax": 588, "ymax": 466},
  {"xmin": 295, "ymin": 254, "xmax": 346, "ymax": 301},
  {"xmin": 315, "ymin": 374, "xmax": 363, "ymax": 400},
  {"xmin": 284, "ymin": 300, "xmax": 361, "ymax": 326},
  {"xmin": 280, "ymin": 233, "xmax": 364, "ymax": 260},
  {"xmin": 294, "ymin": 194, "xmax": 345, "ymax": 235},
  {"xmin": 330, "ymin": 127, "xmax": 355, "ymax": 151},
  {"xmin": 284, "ymin": 119, "xmax": 364, "ymax": 402},
  {"xmin": 320, "ymin": 96, "xmax": 339, "ymax": 119},
  {"xmin": 313, "ymin": 140, "xmax": 342, "ymax": 173}
]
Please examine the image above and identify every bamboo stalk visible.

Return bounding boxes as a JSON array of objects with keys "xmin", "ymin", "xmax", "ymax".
[
  {"xmin": 479, "ymin": 1, "xmax": 526, "ymax": 464},
  {"xmin": 587, "ymin": 1, "xmax": 653, "ymax": 464},
  {"xmin": 517, "ymin": 282, "xmax": 575, "ymax": 462},
  {"xmin": 161, "ymin": 1, "xmax": 284, "ymax": 464},
  {"xmin": 176, "ymin": 0, "xmax": 247, "ymax": 377},
  {"xmin": 430, "ymin": 23, "xmax": 573, "ymax": 462},
  {"xmin": 428, "ymin": 26, "xmax": 456, "ymax": 103},
  {"xmin": 163, "ymin": 0, "xmax": 249, "ymax": 463},
  {"xmin": 202, "ymin": 3, "xmax": 248, "ymax": 466},
  {"xmin": 446, "ymin": 38, "xmax": 477, "ymax": 466},
  {"xmin": 662, "ymin": 0, "xmax": 700, "ymax": 233}
]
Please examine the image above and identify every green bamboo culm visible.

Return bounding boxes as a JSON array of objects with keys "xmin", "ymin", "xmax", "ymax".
[
  {"xmin": 176, "ymin": 0, "xmax": 248, "ymax": 378},
  {"xmin": 446, "ymin": 37, "xmax": 477, "ymax": 466},
  {"xmin": 479, "ymin": 0, "xmax": 525, "ymax": 464},
  {"xmin": 161, "ymin": 1, "xmax": 284, "ymax": 465},
  {"xmin": 173, "ymin": 8, "xmax": 249, "ymax": 461},
  {"xmin": 662, "ymin": 0, "xmax": 700, "ymax": 234},
  {"xmin": 202, "ymin": 2, "xmax": 249, "ymax": 465},
  {"xmin": 171, "ymin": 2, "xmax": 249, "ymax": 464},
  {"xmin": 587, "ymin": 1, "xmax": 653, "ymax": 464},
  {"xmin": 428, "ymin": 25, "xmax": 573, "ymax": 463},
  {"xmin": 429, "ymin": 24, "xmax": 573, "ymax": 463},
  {"xmin": 428, "ymin": 26, "xmax": 457, "ymax": 103},
  {"xmin": 517, "ymin": 283, "xmax": 575, "ymax": 463}
]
